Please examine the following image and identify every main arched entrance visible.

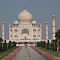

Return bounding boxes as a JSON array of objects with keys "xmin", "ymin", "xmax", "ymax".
[{"xmin": 22, "ymin": 29, "xmax": 29, "ymax": 39}]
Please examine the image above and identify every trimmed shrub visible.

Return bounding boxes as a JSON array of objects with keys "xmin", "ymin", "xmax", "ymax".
[
  {"xmin": 50, "ymin": 40, "xmax": 53, "ymax": 50},
  {"xmin": 0, "ymin": 38, "xmax": 3, "ymax": 52},
  {"xmin": 55, "ymin": 40, "xmax": 57, "ymax": 51},
  {"xmin": 46, "ymin": 40, "xmax": 49, "ymax": 50},
  {"xmin": 37, "ymin": 42, "xmax": 40, "ymax": 47},
  {"xmin": 12, "ymin": 42, "xmax": 17, "ymax": 47},
  {"xmin": 0, "ymin": 38, "xmax": 3, "ymax": 42},
  {"xmin": 59, "ymin": 40, "xmax": 60, "ymax": 51},
  {"xmin": 52, "ymin": 40, "xmax": 55, "ymax": 51},
  {"xmin": 44, "ymin": 41, "xmax": 46, "ymax": 48},
  {"xmin": 8, "ymin": 41, "xmax": 12, "ymax": 49},
  {"xmin": 3, "ymin": 40, "xmax": 7, "ymax": 51},
  {"xmin": 0, "ymin": 43, "xmax": 3, "ymax": 52}
]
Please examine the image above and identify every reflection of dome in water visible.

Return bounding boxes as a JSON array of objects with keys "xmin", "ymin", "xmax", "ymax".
[{"xmin": 18, "ymin": 9, "xmax": 32, "ymax": 21}]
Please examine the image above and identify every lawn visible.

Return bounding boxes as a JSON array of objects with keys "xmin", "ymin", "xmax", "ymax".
[
  {"xmin": 37, "ymin": 47, "xmax": 60, "ymax": 57},
  {"xmin": 0, "ymin": 47, "xmax": 18, "ymax": 60}
]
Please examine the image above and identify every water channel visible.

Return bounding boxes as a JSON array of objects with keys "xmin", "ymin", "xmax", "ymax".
[{"xmin": 14, "ymin": 47, "xmax": 49, "ymax": 60}]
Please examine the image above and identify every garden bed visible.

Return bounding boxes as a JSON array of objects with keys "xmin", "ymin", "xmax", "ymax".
[
  {"xmin": 1, "ymin": 46, "xmax": 22, "ymax": 60},
  {"xmin": 32, "ymin": 46, "xmax": 60, "ymax": 60}
]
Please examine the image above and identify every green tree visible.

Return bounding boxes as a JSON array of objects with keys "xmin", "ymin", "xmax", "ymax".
[
  {"xmin": 50, "ymin": 40, "xmax": 53, "ymax": 50},
  {"xmin": 52, "ymin": 40, "xmax": 55, "ymax": 51},
  {"xmin": 46, "ymin": 40, "xmax": 49, "ymax": 50},
  {"xmin": 0, "ymin": 38, "xmax": 3, "ymax": 42},
  {"xmin": 36, "ymin": 42, "xmax": 40, "ymax": 47},
  {"xmin": 55, "ymin": 29, "xmax": 60, "ymax": 51},
  {"xmin": 55, "ymin": 29, "xmax": 60, "ymax": 40},
  {"xmin": 0, "ymin": 43, "xmax": 2, "ymax": 52},
  {"xmin": 44, "ymin": 41, "xmax": 46, "ymax": 48},
  {"xmin": 8, "ymin": 41, "xmax": 11, "ymax": 49},
  {"xmin": 12, "ymin": 42, "xmax": 17, "ymax": 47},
  {"xmin": 55, "ymin": 40, "xmax": 57, "ymax": 51},
  {"xmin": 0, "ymin": 38, "xmax": 3, "ymax": 52},
  {"xmin": 3, "ymin": 40, "xmax": 7, "ymax": 51}
]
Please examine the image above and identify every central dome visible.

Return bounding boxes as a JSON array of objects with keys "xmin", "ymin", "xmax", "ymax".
[{"xmin": 18, "ymin": 9, "xmax": 32, "ymax": 21}]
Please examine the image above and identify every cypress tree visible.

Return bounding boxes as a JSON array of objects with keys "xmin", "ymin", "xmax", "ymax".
[
  {"xmin": 40, "ymin": 41, "xmax": 42, "ymax": 47},
  {"xmin": 44, "ymin": 41, "xmax": 46, "ymax": 49},
  {"xmin": 0, "ymin": 43, "xmax": 2, "ymax": 52},
  {"xmin": 41, "ymin": 41, "xmax": 43, "ymax": 47},
  {"xmin": 47, "ymin": 40, "xmax": 49, "ymax": 50},
  {"xmin": 12, "ymin": 42, "xmax": 17, "ymax": 47},
  {"xmin": 0, "ymin": 38, "xmax": 3, "ymax": 52},
  {"xmin": 5, "ymin": 40, "xmax": 7, "ymax": 50},
  {"xmin": 55, "ymin": 40, "xmax": 57, "ymax": 51},
  {"xmin": 3, "ymin": 40, "xmax": 7, "ymax": 51},
  {"xmin": 43, "ymin": 41, "xmax": 46, "ymax": 48},
  {"xmin": 52, "ymin": 40, "xmax": 55, "ymax": 51},
  {"xmin": 8, "ymin": 41, "xmax": 11, "ymax": 49},
  {"xmin": 59, "ymin": 40, "xmax": 60, "ymax": 51},
  {"xmin": 50, "ymin": 40, "xmax": 53, "ymax": 50}
]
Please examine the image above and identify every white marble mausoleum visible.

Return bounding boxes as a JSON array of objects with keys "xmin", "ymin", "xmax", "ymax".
[{"xmin": 9, "ymin": 9, "xmax": 42, "ymax": 41}]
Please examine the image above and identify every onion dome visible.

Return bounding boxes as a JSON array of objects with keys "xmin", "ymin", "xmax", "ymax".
[{"xmin": 18, "ymin": 9, "xmax": 32, "ymax": 21}]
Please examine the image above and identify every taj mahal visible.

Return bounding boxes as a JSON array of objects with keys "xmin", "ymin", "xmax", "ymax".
[
  {"xmin": 9, "ymin": 9, "xmax": 42, "ymax": 41},
  {"xmin": 2, "ymin": 8, "xmax": 56, "ymax": 46}
]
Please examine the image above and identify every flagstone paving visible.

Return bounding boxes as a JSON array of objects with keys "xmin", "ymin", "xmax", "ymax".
[{"xmin": 14, "ymin": 46, "xmax": 48, "ymax": 60}]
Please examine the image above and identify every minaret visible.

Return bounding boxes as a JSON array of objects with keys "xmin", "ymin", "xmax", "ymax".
[
  {"xmin": 9, "ymin": 24, "xmax": 12, "ymax": 40},
  {"xmin": 52, "ymin": 15, "xmax": 56, "ymax": 40},
  {"xmin": 45, "ymin": 21, "xmax": 48, "ymax": 40},
  {"xmin": 2, "ymin": 22, "xmax": 5, "ymax": 40},
  {"xmin": 40, "ymin": 24, "xmax": 42, "ymax": 40}
]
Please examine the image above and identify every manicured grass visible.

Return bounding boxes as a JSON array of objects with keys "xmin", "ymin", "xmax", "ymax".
[
  {"xmin": 0, "ymin": 47, "xmax": 18, "ymax": 60},
  {"xmin": 37, "ymin": 47, "xmax": 60, "ymax": 57}
]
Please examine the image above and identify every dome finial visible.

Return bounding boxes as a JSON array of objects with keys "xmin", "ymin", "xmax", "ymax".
[{"xmin": 24, "ymin": 6, "xmax": 27, "ymax": 10}]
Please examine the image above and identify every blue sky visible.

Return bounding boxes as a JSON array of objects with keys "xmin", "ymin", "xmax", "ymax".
[{"xmin": 0, "ymin": 0, "xmax": 60, "ymax": 39}]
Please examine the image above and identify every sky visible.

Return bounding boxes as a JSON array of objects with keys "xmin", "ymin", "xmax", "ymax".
[{"xmin": 0, "ymin": 0, "xmax": 60, "ymax": 39}]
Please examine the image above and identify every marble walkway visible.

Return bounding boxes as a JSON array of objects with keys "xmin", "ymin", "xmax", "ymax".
[{"xmin": 14, "ymin": 47, "xmax": 48, "ymax": 60}]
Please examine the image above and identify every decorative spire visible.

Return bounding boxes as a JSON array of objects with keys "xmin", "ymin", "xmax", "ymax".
[
  {"xmin": 2, "ymin": 21, "xmax": 5, "ymax": 40},
  {"xmin": 24, "ymin": 6, "xmax": 27, "ymax": 10}
]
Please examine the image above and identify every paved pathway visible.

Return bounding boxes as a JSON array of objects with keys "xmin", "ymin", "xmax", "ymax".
[{"xmin": 14, "ymin": 47, "xmax": 48, "ymax": 60}]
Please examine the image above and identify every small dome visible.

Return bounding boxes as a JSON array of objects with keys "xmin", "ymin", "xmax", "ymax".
[
  {"xmin": 18, "ymin": 9, "xmax": 32, "ymax": 21},
  {"xmin": 45, "ymin": 21, "xmax": 48, "ymax": 24},
  {"xmin": 52, "ymin": 14, "xmax": 55, "ymax": 17},
  {"xmin": 32, "ymin": 20, "xmax": 37, "ymax": 24},
  {"xmin": 13, "ymin": 20, "xmax": 19, "ymax": 24},
  {"xmin": 52, "ymin": 14, "xmax": 55, "ymax": 18},
  {"xmin": 2, "ymin": 21, "xmax": 5, "ymax": 24}
]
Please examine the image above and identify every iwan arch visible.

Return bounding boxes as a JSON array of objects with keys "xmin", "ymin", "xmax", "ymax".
[{"xmin": 2, "ymin": 8, "xmax": 56, "ymax": 46}]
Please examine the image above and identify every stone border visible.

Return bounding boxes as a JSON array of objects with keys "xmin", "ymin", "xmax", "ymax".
[
  {"xmin": 32, "ymin": 47, "xmax": 60, "ymax": 60},
  {"xmin": 2, "ymin": 47, "xmax": 22, "ymax": 60}
]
